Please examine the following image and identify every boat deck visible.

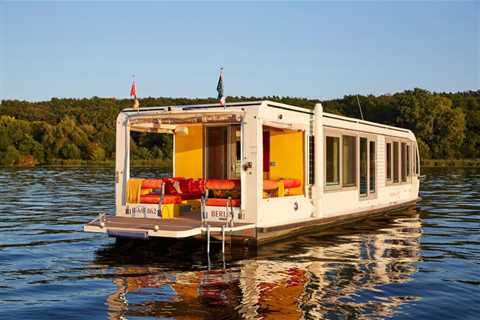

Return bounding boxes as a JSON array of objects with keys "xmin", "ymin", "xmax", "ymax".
[{"xmin": 84, "ymin": 213, "xmax": 255, "ymax": 239}]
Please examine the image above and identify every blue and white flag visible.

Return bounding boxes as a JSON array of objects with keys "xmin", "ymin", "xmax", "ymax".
[{"xmin": 217, "ymin": 68, "xmax": 226, "ymax": 106}]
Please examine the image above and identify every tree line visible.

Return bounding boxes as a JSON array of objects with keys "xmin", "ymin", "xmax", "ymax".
[{"xmin": 0, "ymin": 88, "xmax": 478, "ymax": 166}]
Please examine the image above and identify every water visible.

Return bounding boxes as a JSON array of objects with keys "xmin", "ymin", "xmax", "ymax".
[{"xmin": 0, "ymin": 167, "xmax": 478, "ymax": 319}]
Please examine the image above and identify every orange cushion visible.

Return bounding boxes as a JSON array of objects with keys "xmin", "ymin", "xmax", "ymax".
[
  {"xmin": 141, "ymin": 179, "xmax": 164, "ymax": 189},
  {"xmin": 206, "ymin": 198, "xmax": 241, "ymax": 207},
  {"xmin": 206, "ymin": 179, "xmax": 240, "ymax": 191},
  {"xmin": 263, "ymin": 180, "xmax": 279, "ymax": 191},
  {"xmin": 140, "ymin": 194, "xmax": 181, "ymax": 204},
  {"xmin": 282, "ymin": 179, "xmax": 301, "ymax": 189}
]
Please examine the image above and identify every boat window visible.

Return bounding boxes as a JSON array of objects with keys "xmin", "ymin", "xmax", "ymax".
[
  {"xmin": 401, "ymin": 142, "xmax": 407, "ymax": 182},
  {"xmin": 326, "ymin": 136, "xmax": 340, "ymax": 185},
  {"xmin": 415, "ymin": 146, "xmax": 419, "ymax": 175},
  {"xmin": 342, "ymin": 135, "xmax": 356, "ymax": 187},
  {"xmin": 386, "ymin": 142, "xmax": 392, "ymax": 181},
  {"xmin": 369, "ymin": 141, "xmax": 376, "ymax": 193},
  {"xmin": 393, "ymin": 141, "xmax": 399, "ymax": 183},
  {"xmin": 359, "ymin": 137, "xmax": 368, "ymax": 196},
  {"xmin": 406, "ymin": 144, "xmax": 411, "ymax": 178},
  {"xmin": 413, "ymin": 146, "xmax": 416, "ymax": 175}
]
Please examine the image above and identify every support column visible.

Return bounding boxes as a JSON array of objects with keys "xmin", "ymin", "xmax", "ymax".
[
  {"xmin": 115, "ymin": 112, "xmax": 129, "ymax": 216},
  {"xmin": 313, "ymin": 103, "xmax": 324, "ymax": 218}
]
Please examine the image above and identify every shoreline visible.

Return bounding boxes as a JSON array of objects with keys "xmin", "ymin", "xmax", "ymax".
[
  {"xmin": 0, "ymin": 159, "xmax": 172, "ymax": 168},
  {"xmin": 1, "ymin": 159, "xmax": 479, "ymax": 168},
  {"xmin": 420, "ymin": 159, "xmax": 480, "ymax": 168}
]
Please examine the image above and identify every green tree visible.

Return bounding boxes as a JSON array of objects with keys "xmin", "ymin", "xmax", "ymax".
[
  {"xmin": 87, "ymin": 143, "xmax": 106, "ymax": 161},
  {"xmin": 1, "ymin": 146, "xmax": 20, "ymax": 165},
  {"xmin": 61, "ymin": 143, "xmax": 81, "ymax": 159}
]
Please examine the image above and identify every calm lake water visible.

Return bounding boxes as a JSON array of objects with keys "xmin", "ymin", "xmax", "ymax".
[{"xmin": 0, "ymin": 167, "xmax": 479, "ymax": 320}]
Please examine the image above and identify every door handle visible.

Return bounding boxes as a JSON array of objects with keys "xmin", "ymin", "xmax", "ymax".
[{"xmin": 242, "ymin": 161, "xmax": 253, "ymax": 171}]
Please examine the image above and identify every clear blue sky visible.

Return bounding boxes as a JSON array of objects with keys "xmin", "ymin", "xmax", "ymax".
[{"xmin": 1, "ymin": 1, "xmax": 478, "ymax": 101}]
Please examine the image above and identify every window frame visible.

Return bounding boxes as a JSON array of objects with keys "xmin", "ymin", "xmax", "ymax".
[
  {"xmin": 401, "ymin": 142, "xmax": 407, "ymax": 182},
  {"xmin": 359, "ymin": 136, "xmax": 369, "ymax": 198},
  {"xmin": 358, "ymin": 134, "xmax": 377, "ymax": 200},
  {"xmin": 386, "ymin": 137, "xmax": 415, "ymax": 186},
  {"xmin": 325, "ymin": 135, "xmax": 341, "ymax": 187},
  {"xmin": 323, "ymin": 128, "xmax": 359, "ymax": 192},
  {"xmin": 324, "ymin": 130, "xmax": 343, "ymax": 191},
  {"xmin": 368, "ymin": 139, "xmax": 377, "ymax": 196},
  {"xmin": 406, "ymin": 144, "xmax": 411, "ymax": 179},
  {"xmin": 386, "ymin": 142, "xmax": 392, "ymax": 182},
  {"xmin": 342, "ymin": 134, "xmax": 358, "ymax": 189}
]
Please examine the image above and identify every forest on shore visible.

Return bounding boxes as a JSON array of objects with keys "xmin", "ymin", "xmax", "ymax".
[{"xmin": 0, "ymin": 88, "xmax": 479, "ymax": 166}]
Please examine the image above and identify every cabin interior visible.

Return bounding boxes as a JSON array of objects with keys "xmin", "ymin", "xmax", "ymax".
[{"xmin": 126, "ymin": 118, "xmax": 305, "ymax": 221}]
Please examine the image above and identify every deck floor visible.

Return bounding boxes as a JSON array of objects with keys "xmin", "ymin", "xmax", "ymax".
[{"xmin": 87, "ymin": 213, "xmax": 252, "ymax": 232}]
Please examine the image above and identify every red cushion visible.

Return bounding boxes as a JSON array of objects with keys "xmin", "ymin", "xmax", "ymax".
[
  {"xmin": 178, "ymin": 178, "xmax": 191, "ymax": 193},
  {"xmin": 263, "ymin": 180, "xmax": 279, "ymax": 191},
  {"xmin": 163, "ymin": 178, "xmax": 180, "ymax": 195},
  {"xmin": 189, "ymin": 179, "xmax": 205, "ymax": 194},
  {"xmin": 140, "ymin": 194, "xmax": 181, "ymax": 204},
  {"xmin": 180, "ymin": 193, "xmax": 202, "ymax": 200},
  {"xmin": 206, "ymin": 179, "xmax": 240, "ymax": 191},
  {"xmin": 206, "ymin": 198, "xmax": 241, "ymax": 207},
  {"xmin": 141, "ymin": 179, "xmax": 164, "ymax": 189},
  {"xmin": 282, "ymin": 179, "xmax": 301, "ymax": 189}
]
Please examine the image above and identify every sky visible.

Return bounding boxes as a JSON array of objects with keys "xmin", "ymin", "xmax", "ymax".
[{"xmin": 0, "ymin": 1, "xmax": 478, "ymax": 101}]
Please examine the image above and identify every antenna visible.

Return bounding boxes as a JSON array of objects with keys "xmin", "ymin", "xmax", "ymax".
[{"xmin": 356, "ymin": 95, "xmax": 364, "ymax": 120}]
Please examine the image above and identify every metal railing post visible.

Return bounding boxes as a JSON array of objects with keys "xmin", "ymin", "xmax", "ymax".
[
  {"xmin": 221, "ymin": 225, "xmax": 225, "ymax": 254},
  {"xmin": 206, "ymin": 224, "xmax": 210, "ymax": 255}
]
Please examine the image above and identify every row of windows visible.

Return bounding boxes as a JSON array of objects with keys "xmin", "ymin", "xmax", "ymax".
[
  {"xmin": 386, "ymin": 140, "xmax": 417, "ymax": 184},
  {"xmin": 323, "ymin": 134, "xmax": 417, "ymax": 192},
  {"xmin": 307, "ymin": 134, "xmax": 418, "ymax": 193},
  {"xmin": 324, "ymin": 134, "xmax": 376, "ymax": 195}
]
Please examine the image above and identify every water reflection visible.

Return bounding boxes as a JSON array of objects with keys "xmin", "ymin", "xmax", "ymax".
[{"xmin": 96, "ymin": 209, "xmax": 422, "ymax": 319}]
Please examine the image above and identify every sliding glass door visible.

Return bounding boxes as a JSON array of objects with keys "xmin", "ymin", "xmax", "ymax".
[
  {"xmin": 205, "ymin": 126, "xmax": 228, "ymax": 179},
  {"xmin": 205, "ymin": 125, "xmax": 241, "ymax": 179}
]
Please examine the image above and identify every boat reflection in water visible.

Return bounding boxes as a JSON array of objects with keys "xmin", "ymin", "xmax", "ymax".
[{"xmin": 95, "ymin": 209, "xmax": 422, "ymax": 319}]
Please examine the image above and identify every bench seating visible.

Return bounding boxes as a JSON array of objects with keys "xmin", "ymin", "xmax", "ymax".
[
  {"xmin": 139, "ymin": 194, "xmax": 182, "ymax": 204},
  {"xmin": 130, "ymin": 177, "xmax": 302, "ymax": 206},
  {"xmin": 206, "ymin": 198, "xmax": 241, "ymax": 207}
]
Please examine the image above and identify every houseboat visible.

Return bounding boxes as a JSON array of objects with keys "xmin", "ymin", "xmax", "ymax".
[{"xmin": 84, "ymin": 100, "xmax": 421, "ymax": 245}]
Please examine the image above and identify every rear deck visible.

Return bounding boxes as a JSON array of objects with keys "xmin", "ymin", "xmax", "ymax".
[{"xmin": 84, "ymin": 213, "xmax": 255, "ymax": 239}]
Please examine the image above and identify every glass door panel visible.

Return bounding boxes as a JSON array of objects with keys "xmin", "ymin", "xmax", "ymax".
[
  {"xmin": 205, "ymin": 126, "xmax": 227, "ymax": 179},
  {"xmin": 360, "ymin": 137, "xmax": 368, "ymax": 197},
  {"xmin": 369, "ymin": 141, "xmax": 376, "ymax": 193},
  {"xmin": 229, "ymin": 125, "xmax": 241, "ymax": 179}
]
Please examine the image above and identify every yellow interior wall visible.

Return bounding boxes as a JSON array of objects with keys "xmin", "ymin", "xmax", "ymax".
[
  {"xmin": 174, "ymin": 125, "xmax": 203, "ymax": 178},
  {"xmin": 269, "ymin": 128, "xmax": 305, "ymax": 195}
]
